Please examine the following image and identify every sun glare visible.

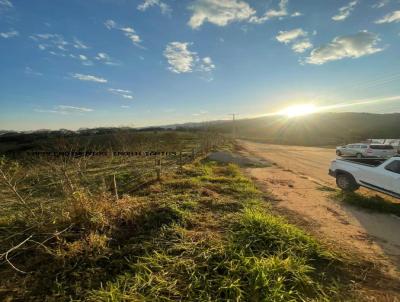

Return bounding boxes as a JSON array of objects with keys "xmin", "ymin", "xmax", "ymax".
[{"xmin": 279, "ymin": 104, "xmax": 318, "ymax": 118}]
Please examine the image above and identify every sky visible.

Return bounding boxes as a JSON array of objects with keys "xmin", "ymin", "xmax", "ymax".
[{"xmin": 0, "ymin": 0, "xmax": 399, "ymax": 131}]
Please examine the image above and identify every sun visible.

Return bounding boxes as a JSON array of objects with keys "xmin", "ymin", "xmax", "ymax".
[{"xmin": 279, "ymin": 104, "xmax": 318, "ymax": 118}]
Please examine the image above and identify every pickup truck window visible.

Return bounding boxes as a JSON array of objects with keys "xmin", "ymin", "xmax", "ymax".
[{"xmin": 385, "ymin": 160, "xmax": 400, "ymax": 174}]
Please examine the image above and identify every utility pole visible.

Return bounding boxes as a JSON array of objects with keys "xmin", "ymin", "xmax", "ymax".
[{"xmin": 229, "ymin": 114, "xmax": 237, "ymax": 139}]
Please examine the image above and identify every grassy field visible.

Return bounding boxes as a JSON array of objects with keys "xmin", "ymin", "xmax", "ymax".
[{"xmin": 0, "ymin": 134, "xmax": 386, "ymax": 301}]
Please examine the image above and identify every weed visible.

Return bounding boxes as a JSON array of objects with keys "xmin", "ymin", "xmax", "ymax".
[{"xmin": 332, "ymin": 192, "xmax": 400, "ymax": 217}]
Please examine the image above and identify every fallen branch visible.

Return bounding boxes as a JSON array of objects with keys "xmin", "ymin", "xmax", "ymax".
[{"xmin": 0, "ymin": 235, "xmax": 33, "ymax": 274}]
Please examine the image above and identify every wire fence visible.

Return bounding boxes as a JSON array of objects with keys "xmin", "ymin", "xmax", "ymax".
[{"xmin": 5, "ymin": 133, "xmax": 231, "ymax": 200}]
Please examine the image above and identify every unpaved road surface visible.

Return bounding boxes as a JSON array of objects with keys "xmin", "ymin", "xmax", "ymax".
[
  {"xmin": 238, "ymin": 140, "xmax": 400, "ymax": 286},
  {"xmin": 238, "ymin": 141, "xmax": 337, "ymax": 186}
]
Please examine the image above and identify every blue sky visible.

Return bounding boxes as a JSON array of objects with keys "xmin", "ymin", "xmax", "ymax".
[{"xmin": 0, "ymin": 0, "xmax": 399, "ymax": 130}]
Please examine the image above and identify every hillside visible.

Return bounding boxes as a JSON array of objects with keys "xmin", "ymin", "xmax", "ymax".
[
  {"xmin": 212, "ymin": 112, "xmax": 400, "ymax": 146},
  {"xmin": 1, "ymin": 113, "xmax": 400, "ymax": 154}
]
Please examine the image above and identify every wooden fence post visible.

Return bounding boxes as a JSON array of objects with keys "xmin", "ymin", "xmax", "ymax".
[
  {"xmin": 155, "ymin": 158, "xmax": 162, "ymax": 181},
  {"xmin": 191, "ymin": 148, "xmax": 195, "ymax": 161},
  {"xmin": 179, "ymin": 151, "xmax": 183, "ymax": 173},
  {"xmin": 113, "ymin": 174, "xmax": 119, "ymax": 200}
]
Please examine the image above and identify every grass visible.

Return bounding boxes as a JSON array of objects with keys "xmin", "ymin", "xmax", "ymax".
[
  {"xmin": 89, "ymin": 224, "xmax": 341, "ymax": 302},
  {"xmin": 230, "ymin": 208, "xmax": 333, "ymax": 260},
  {"xmin": 0, "ymin": 152, "xmax": 367, "ymax": 301},
  {"xmin": 317, "ymin": 185, "xmax": 337, "ymax": 192},
  {"xmin": 332, "ymin": 191, "xmax": 400, "ymax": 217},
  {"xmin": 87, "ymin": 163, "xmax": 349, "ymax": 302}
]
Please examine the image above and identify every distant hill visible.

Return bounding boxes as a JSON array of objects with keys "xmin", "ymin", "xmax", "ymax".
[
  {"xmin": 211, "ymin": 112, "xmax": 400, "ymax": 146},
  {"xmin": 1, "ymin": 112, "xmax": 399, "ymax": 153}
]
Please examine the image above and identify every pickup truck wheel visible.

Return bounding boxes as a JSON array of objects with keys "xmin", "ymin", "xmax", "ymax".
[
  {"xmin": 336, "ymin": 174, "xmax": 358, "ymax": 192},
  {"xmin": 356, "ymin": 153, "xmax": 363, "ymax": 159}
]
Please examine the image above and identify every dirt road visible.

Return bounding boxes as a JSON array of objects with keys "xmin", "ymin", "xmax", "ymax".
[
  {"xmin": 237, "ymin": 140, "xmax": 400, "ymax": 287},
  {"xmin": 238, "ymin": 141, "xmax": 336, "ymax": 185}
]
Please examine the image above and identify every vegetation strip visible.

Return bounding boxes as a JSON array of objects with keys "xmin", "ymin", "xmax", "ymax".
[
  {"xmin": 0, "ymin": 140, "xmax": 364, "ymax": 300},
  {"xmin": 331, "ymin": 191, "xmax": 400, "ymax": 217}
]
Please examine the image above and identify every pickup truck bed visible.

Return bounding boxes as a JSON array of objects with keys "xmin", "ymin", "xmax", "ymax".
[{"xmin": 338, "ymin": 158, "xmax": 386, "ymax": 167}]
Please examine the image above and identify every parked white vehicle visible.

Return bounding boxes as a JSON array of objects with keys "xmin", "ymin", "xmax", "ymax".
[
  {"xmin": 336, "ymin": 143, "xmax": 397, "ymax": 159},
  {"xmin": 329, "ymin": 156, "xmax": 400, "ymax": 198}
]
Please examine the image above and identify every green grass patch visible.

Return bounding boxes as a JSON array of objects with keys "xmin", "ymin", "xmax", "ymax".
[
  {"xmin": 90, "ymin": 226, "xmax": 343, "ymax": 302},
  {"xmin": 332, "ymin": 192, "xmax": 400, "ymax": 217},
  {"xmin": 230, "ymin": 208, "xmax": 333, "ymax": 261},
  {"xmin": 199, "ymin": 173, "xmax": 261, "ymax": 201}
]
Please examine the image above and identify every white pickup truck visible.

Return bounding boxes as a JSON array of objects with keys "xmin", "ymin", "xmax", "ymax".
[{"xmin": 329, "ymin": 156, "xmax": 400, "ymax": 199}]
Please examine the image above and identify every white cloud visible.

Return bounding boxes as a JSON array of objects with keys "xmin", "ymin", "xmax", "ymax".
[
  {"xmin": 164, "ymin": 42, "xmax": 196, "ymax": 73},
  {"xmin": 95, "ymin": 52, "xmax": 119, "ymax": 65},
  {"xmin": 137, "ymin": 0, "xmax": 171, "ymax": 15},
  {"xmin": 95, "ymin": 52, "xmax": 109, "ymax": 60},
  {"xmin": 192, "ymin": 110, "xmax": 208, "ymax": 116},
  {"xmin": 30, "ymin": 33, "xmax": 69, "ymax": 52},
  {"xmin": 25, "ymin": 67, "xmax": 43, "ymax": 76},
  {"xmin": 104, "ymin": 19, "xmax": 117, "ymax": 29},
  {"xmin": 250, "ymin": 0, "xmax": 289, "ymax": 24},
  {"xmin": 188, "ymin": 0, "xmax": 256, "ymax": 29},
  {"xmin": 164, "ymin": 42, "xmax": 216, "ymax": 79},
  {"xmin": 332, "ymin": 0, "xmax": 358, "ymax": 21},
  {"xmin": 0, "ymin": 0, "xmax": 12, "ymax": 7},
  {"xmin": 291, "ymin": 12, "xmax": 302, "ymax": 17},
  {"xmin": 199, "ymin": 57, "xmax": 215, "ymax": 72},
  {"xmin": 49, "ymin": 51, "xmax": 66, "ymax": 57},
  {"xmin": 104, "ymin": 19, "xmax": 143, "ymax": 47},
  {"xmin": 0, "ymin": 0, "xmax": 12, "ymax": 11},
  {"xmin": 126, "ymin": 33, "xmax": 141, "ymax": 43},
  {"xmin": 57, "ymin": 105, "xmax": 93, "ymax": 112},
  {"xmin": 198, "ymin": 57, "xmax": 216, "ymax": 81},
  {"xmin": 188, "ymin": 0, "xmax": 299, "ymax": 28},
  {"xmin": 35, "ymin": 105, "xmax": 94, "ymax": 115},
  {"xmin": 276, "ymin": 28, "xmax": 307, "ymax": 44},
  {"xmin": 78, "ymin": 54, "xmax": 93, "ymax": 66},
  {"xmin": 30, "ymin": 33, "xmax": 101, "ymax": 66},
  {"xmin": 120, "ymin": 27, "xmax": 135, "ymax": 33},
  {"xmin": 375, "ymin": 10, "xmax": 400, "ymax": 24},
  {"xmin": 291, "ymin": 39, "xmax": 313, "ymax": 53},
  {"xmin": 0, "ymin": 29, "xmax": 18, "ymax": 38},
  {"xmin": 372, "ymin": 0, "xmax": 390, "ymax": 9},
  {"xmin": 306, "ymin": 31, "xmax": 383, "ymax": 65},
  {"xmin": 276, "ymin": 28, "xmax": 313, "ymax": 54},
  {"xmin": 73, "ymin": 37, "xmax": 89, "ymax": 49},
  {"xmin": 108, "ymin": 88, "xmax": 134, "ymax": 100},
  {"xmin": 69, "ymin": 54, "xmax": 93, "ymax": 66},
  {"xmin": 72, "ymin": 73, "xmax": 108, "ymax": 83}
]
